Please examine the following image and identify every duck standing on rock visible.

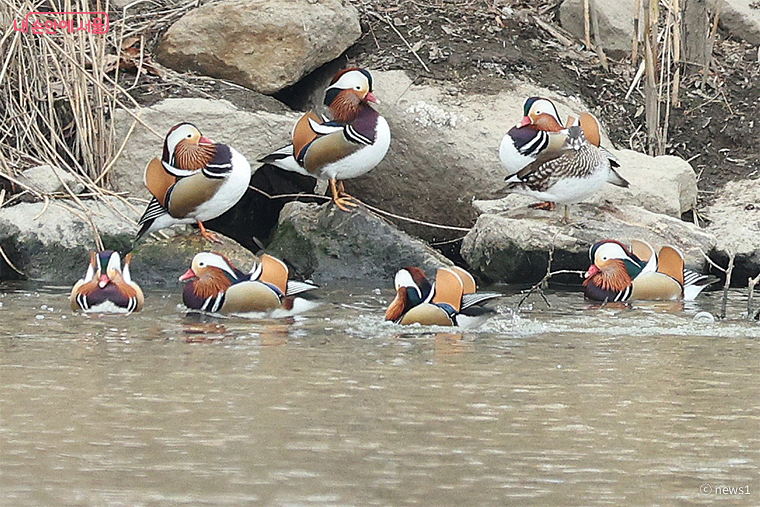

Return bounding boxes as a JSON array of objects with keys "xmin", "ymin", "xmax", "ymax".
[
  {"xmin": 136, "ymin": 123, "xmax": 251, "ymax": 243},
  {"xmin": 501, "ymin": 120, "xmax": 629, "ymax": 222},
  {"xmin": 583, "ymin": 239, "xmax": 717, "ymax": 302},
  {"xmin": 260, "ymin": 68, "xmax": 391, "ymax": 212},
  {"xmin": 179, "ymin": 252, "xmax": 318, "ymax": 316},
  {"xmin": 70, "ymin": 251, "xmax": 144, "ymax": 313},
  {"xmin": 500, "ymin": 98, "xmax": 627, "ymax": 215},
  {"xmin": 386, "ymin": 266, "xmax": 501, "ymax": 327}
]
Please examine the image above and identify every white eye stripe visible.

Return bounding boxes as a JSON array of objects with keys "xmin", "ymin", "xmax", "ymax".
[
  {"xmin": 191, "ymin": 253, "xmax": 237, "ymax": 277},
  {"xmin": 329, "ymin": 71, "xmax": 369, "ymax": 91}
]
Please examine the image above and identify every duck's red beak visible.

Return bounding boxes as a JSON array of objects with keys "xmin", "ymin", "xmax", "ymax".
[
  {"xmin": 98, "ymin": 273, "xmax": 110, "ymax": 288},
  {"xmin": 179, "ymin": 268, "xmax": 197, "ymax": 282},
  {"xmin": 585, "ymin": 265, "xmax": 600, "ymax": 279},
  {"xmin": 198, "ymin": 136, "xmax": 214, "ymax": 145},
  {"xmin": 518, "ymin": 115, "xmax": 532, "ymax": 128},
  {"xmin": 365, "ymin": 91, "xmax": 379, "ymax": 104}
]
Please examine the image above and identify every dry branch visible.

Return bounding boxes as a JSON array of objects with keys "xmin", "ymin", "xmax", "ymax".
[
  {"xmin": 702, "ymin": 249, "xmax": 735, "ymax": 320},
  {"xmin": 747, "ymin": 273, "xmax": 760, "ymax": 320},
  {"xmin": 518, "ymin": 230, "xmax": 586, "ymax": 309}
]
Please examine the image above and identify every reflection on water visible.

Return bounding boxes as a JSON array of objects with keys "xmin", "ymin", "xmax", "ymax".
[{"xmin": 1, "ymin": 283, "xmax": 758, "ymax": 506}]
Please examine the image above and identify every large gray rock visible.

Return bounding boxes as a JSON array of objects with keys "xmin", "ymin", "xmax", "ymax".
[
  {"xmin": 266, "ymin": 201, "xmax": 452, "ymax": 283},
  {"xmin": 337, "ymin": 70, "xmax": 694, "ymax": 245},
  {"xmin": 461, "ymin": 203, "xmax": 717, "ymax": 283},
  {"xmin": 595, "ymin": 150, "xmax": 697, "ymax": 216},
  {"xmin": 110, "ymin": 98, "xmax": 299, "ymax": 198},
  {"xmin": 714, "ymin": 0, "xmax": 760, "ymax": 45},
  {"xmin": 17, "ymin": 164, "xmax": 86, "ymax": 196},
  {"xmin": 156, "ymin": 0, "xmax": 361, "ymax": 94},
  {"xmin": 0, "ymin": 197, "xmax": 138, "ymax": 282},
  {"xmin": 559, "ymin": 0, "xmax": 636, "ymax": 52}
]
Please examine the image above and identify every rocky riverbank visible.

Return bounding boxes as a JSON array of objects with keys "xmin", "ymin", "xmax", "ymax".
[{"xmin": 1, "ymin": 0, "xmax": 759, "ymax": 290}]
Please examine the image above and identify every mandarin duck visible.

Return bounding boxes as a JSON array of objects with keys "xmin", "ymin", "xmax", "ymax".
[
  {"xmin": 70, "ymin": 251, "xmax": 144, "ymax": 313},
  {"xmin": 260, "ymin": 68, "xmax": 391, "ymax": 212},
  {"xmin": 385, "ymin": 266, "xmax": 501, "ymax": 327},
  {"xmin": 502, "ymin": 123, "xmax": 629, "ymax": 221},
  {"xmin": 583, "ymin": 239, "xmax": 717, "ymax": 302},
  {"xmin": 499, "ymin": 97, "xmax": 567, "ymax": 175},
  {"xmin": 500, "ymin": 98, "xmax": 625, "ymax": 212},
  {"xmin": 179, "ymin": 252, "xmax": 318, "ymax": 316},
  {"xmin": 136, "ymin": 123, "xmax": 251, "ymax": 243}
]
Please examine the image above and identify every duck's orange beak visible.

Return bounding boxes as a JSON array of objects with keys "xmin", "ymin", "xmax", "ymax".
[{"xmin": 179, "ymin": 268, "xmax": 197, "ymax": 282}]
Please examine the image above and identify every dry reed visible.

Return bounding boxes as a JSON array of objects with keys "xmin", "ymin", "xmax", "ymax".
[
  {"xmin": 632, "ymin": 0, "xmax": 719, "ymax": 156},
  {"xmin": 0, "ymin": 0, "xmax": 195, "ymax": 253}
]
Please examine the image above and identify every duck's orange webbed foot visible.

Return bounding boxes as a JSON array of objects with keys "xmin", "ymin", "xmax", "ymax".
[
  {"xmin": 528, "ymin": 201, "xmax": 556, "ymax": 211},
  {"xmin": 198, "ymin": 221, "xmax": 223, "ymax": 244},
  {"xmin": 330, "ymin": 179, "xmax": 360, "ymax": 212}
]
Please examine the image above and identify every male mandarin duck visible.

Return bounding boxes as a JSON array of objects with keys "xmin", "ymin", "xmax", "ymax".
[
  {"xmin": 260, "ymin": 68, "xmax": 391, "ymax": 212},
  {"xmin": 583, "ymin": 239, "xmax": 717, "ymax": 302},
  {"xmin": 70, "ymin": 251, "xmax": 144, "ymax": 313},
  {"xmin": 385, "ymin": 266, "xmax": 501, "ymax": 327},
  {"xmin": 136, "ymin": 123, "xmax": 251, "ymax": 243},
  {"xmin": 179, "ymin": 252, "xmax": 318, "ymax": 315},
  {"xmin": 502, "ymin": 123, "xmax": 629, "ymax": 221},
  {"xmin": 499, "ymin": 97, "xmax": 567, "ymax": 175}
]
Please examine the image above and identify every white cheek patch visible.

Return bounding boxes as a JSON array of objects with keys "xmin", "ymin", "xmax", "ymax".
[
  {"xmin": 194, "ymin": 253, "xmax": 237, "ymax": 278},
  {"xmin": 106, "ymin": 252, "xmax": 122, "ymax": 274},
  {"xmin": 329, "ymin": 71, "xmax": 367, "ymax": 92}
]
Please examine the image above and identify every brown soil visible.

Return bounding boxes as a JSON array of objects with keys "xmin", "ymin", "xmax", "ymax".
[{"xmin": 343, "ymin": 0, "xmax": 760, "ymax": 214}]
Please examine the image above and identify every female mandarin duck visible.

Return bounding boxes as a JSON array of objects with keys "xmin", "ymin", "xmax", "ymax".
[
  {"xmin": 260, "ymin": 68, "xmax": 391, "ymax": 212},
  {"xmin": 502, "ymin": 122, "xmax": 629, "ymax": 221},
  {"xmin": 385, "ymin": 266, "xmax": 500, "ymax": 327},
  {"xmin": 70, "ymin": 251, "xmax": 144, "ymax": 313},
  {"xmin": 179, "ymin": 252, "xmax": 318, "ymax": 315},
  {"xmin": 584, "ymin": 239, "xmax": 716, "ymax": 302},
  {"xmin": 136, "ymin": 123, "xmax": 251, "ymax": 243}
]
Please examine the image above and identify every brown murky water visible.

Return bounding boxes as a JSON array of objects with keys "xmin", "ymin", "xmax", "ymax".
[{"xmin": 1, "ymin": 283, "xmax": 758, "ymax": 506}]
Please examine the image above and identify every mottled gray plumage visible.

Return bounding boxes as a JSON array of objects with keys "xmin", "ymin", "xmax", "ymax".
[{"xmin": 502, "ymin": 125, "xmax": 628, "ymax": 206}]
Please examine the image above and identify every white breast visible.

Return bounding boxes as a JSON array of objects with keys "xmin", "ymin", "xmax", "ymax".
[
  {"xmin": 321, "ymin": 116, "xmax": 391, "ymax": 181},
  {"xmin": 499, "ymin": 134, "xmax": 533, "ymax": 175},
  {"xmin": 193, "ymin": 147, "xmax": 251, "ymax": 222}
]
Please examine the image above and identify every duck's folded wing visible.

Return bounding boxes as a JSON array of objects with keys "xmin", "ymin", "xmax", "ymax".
[
  {"xmin": 301, "ymin": 130, "xmax": 362, "ymax": 175},
  {"xmin": 166, "ymin": 171, "xmax": 224, "ymax": 218}
]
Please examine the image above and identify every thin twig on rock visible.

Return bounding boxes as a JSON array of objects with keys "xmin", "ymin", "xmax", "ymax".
[
  {"xmin": 533, "ymin": 17, "xmax": 574, "ymax": 47},
  {"xmin": 702, "ymin": 249, "xmax": 735, "ymax": 319},
  {"xmin": 246, "ymin": 185, "xmax": 472, "ymax": 232}
]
